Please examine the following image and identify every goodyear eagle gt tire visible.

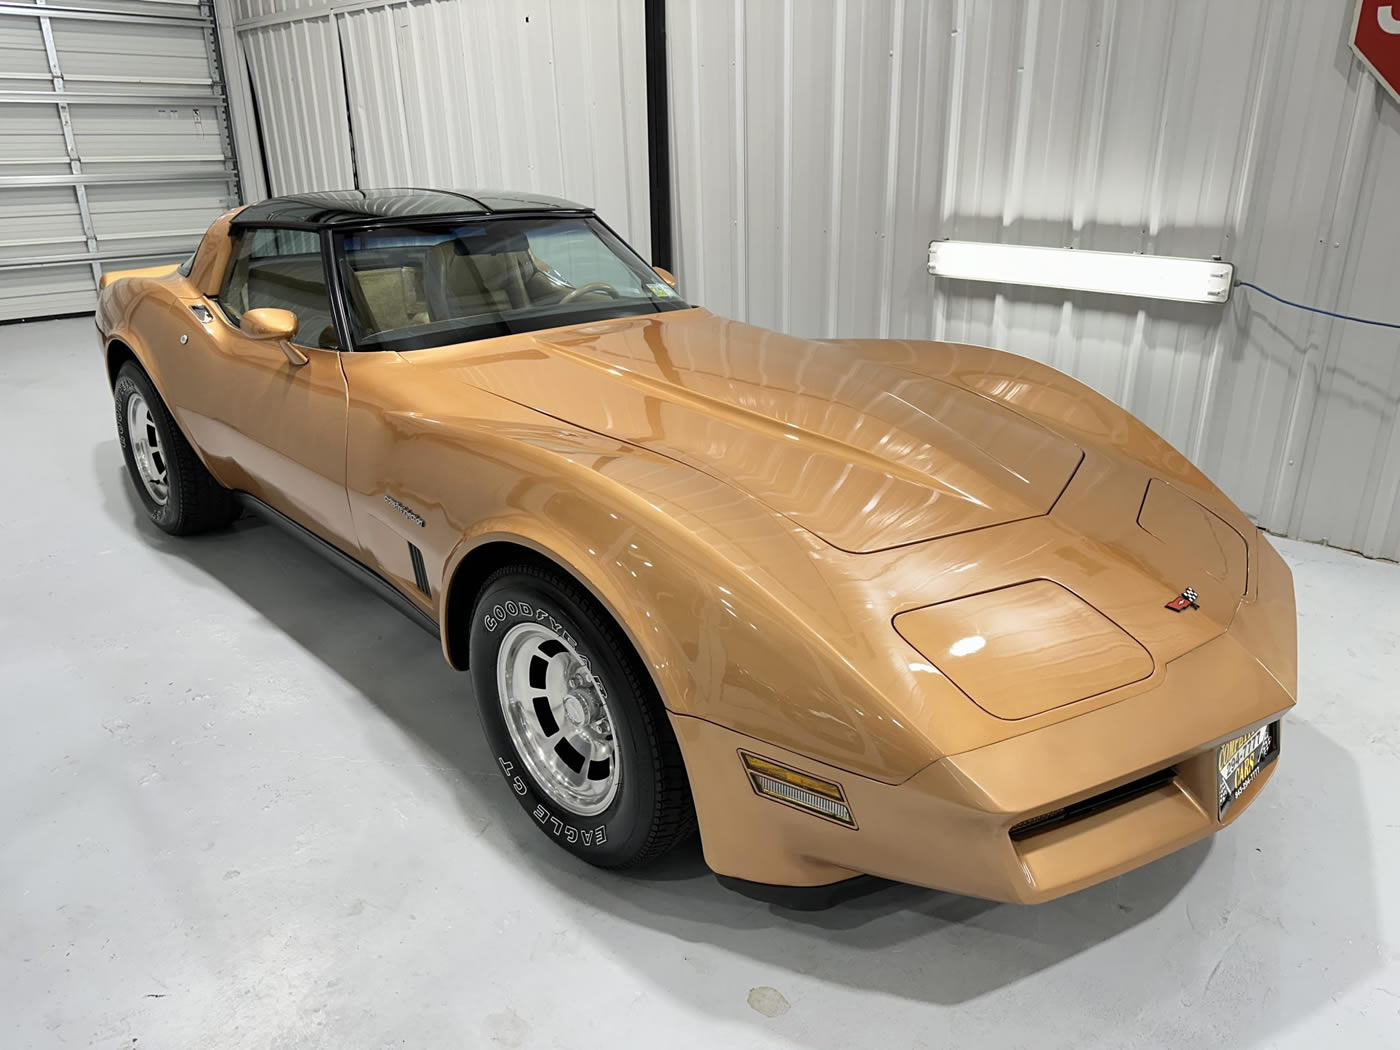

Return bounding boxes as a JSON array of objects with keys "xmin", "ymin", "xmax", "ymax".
[
  {"xmin": 469, "ymin": 563, "xmax": 695, "ymax": 868},
  {"xmin": 114, "ymin": 361, "xmax": 236, "ymax": 535}
]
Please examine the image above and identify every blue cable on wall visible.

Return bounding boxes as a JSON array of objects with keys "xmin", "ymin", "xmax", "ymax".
[{"xmin": 1235, "ymin": 280, "xmax": 1400, "ymax": 331}]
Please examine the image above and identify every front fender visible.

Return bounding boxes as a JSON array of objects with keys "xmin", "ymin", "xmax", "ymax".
[
  {"xmin": 428, "ymin": 432, "xmax": 940, "ymax": 785},
  {"xmin": 342, "ymin": 352, "xmax": 948, "ymax": 785}
]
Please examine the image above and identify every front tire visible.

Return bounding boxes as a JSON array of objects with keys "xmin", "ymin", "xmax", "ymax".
[
  {"xmin": 114, "ymin": 362, "xmax": 236, "ymax": 535},
  {"xmin": 469, "ymin": 562, "xmax": 695, "ymax": 869}
]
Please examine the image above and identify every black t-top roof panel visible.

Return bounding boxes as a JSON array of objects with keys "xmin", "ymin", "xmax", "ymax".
[{"xmin": 232, "ymin": 188, "xmax": 591, "ymax": 228}]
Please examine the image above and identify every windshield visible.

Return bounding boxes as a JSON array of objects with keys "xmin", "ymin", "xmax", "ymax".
[{"xmin": 336, "ymin": 216, "xmax": 689, "ymax": 351}]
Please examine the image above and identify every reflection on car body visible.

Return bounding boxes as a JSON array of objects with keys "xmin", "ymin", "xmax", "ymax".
[{"xmin": 96, "ymin": 188, "xmax": 1296, "ymax": 906}]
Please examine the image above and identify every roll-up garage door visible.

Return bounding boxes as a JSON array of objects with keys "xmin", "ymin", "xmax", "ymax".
[{"xmin": 0, "ymin": 0, "xmax": 240, "ymax": 322}]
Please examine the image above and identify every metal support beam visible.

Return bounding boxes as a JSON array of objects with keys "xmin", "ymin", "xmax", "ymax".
[
  {"xmin": 0, "ymin": 91, "xmax": 224, "ymax": 107},
  {"xmin": 1, "ymin": 154, "xmax": 229, "ymax": 166},
  {"xmin": 0, "ymin": 3, "xmax": 210, "ymax": 25},
  {"xmin": 0, "ymin": 229, "xmax": 207, "ymax": 250},
  {"xmin": 35, "ymin": 0, "xmax": 102, "ymax": 289},
  {"xmin": 644, "ymin": 0, "xmax": 673, "ymax": 271},
  {"xmin": 0, "ymin": 249, "xmax": 194, "ymax": 272},
  {"xmin": 201, "ymin": 0, "xmax": 244, "ymax": 202},
  {"xmin": 0, "ymin": 171, "xmax": 238, "ymax": 188}
]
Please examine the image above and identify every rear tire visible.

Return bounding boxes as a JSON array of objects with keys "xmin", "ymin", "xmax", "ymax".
[
  {"xmin": 469, "ymin": 562, "xmax": 696, "ymax": 869},
  {"xmin": 114, "ymin": 361, "xmax": 236, "ymax": 535}
]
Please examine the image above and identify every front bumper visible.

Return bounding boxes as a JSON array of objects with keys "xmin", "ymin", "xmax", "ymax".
[{"xmin": 675, "ymin": 540, "xmax": 1296, "ymax": 905}]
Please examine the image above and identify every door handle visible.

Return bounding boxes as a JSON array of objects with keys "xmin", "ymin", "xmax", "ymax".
[{"xmin": 189, "ymin": 303, "xmax": 213, "ymax": 323}]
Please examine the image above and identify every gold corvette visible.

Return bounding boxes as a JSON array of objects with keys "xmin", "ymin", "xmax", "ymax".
[{"xmin": 96, "ymin": 189, "xmax": 1295, "ymax": 906}]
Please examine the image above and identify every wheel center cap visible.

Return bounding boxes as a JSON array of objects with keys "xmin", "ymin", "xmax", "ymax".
[{"xmin": 562, "ymin": 694, "xmax": 589, "ymax": 727}]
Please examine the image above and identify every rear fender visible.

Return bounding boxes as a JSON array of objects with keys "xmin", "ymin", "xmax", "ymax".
[
  {"xmin": 98, "ymin": 262, "xmax": 179, "ymax": 291},
  {"xmin": 101, "ymin": 313, "xmax": 227, "ymax": 488}
]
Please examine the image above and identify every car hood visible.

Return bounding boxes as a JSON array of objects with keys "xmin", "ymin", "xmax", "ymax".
[{"xmin": 417, "ymin": 309, "xmax": 1083, "ymax": 553}]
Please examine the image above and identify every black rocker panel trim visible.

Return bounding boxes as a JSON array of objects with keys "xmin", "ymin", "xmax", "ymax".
[{"xmin": 235, "ymin": 492, "xmax": 439, "ymax": 639}]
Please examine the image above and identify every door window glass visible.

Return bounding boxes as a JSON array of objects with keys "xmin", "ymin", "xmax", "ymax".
[{"xmin": 219, "ymin": 227, "xmax": 339, "ymax": 349}]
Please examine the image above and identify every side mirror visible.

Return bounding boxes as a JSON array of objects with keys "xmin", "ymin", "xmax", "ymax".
[
  {"xmin": 652, "ymin": 266, "xmax": 678, "ymax": 290},
  {"xmin": 242, "ymin": 307, "xmax": 307, "ymax": 366}
]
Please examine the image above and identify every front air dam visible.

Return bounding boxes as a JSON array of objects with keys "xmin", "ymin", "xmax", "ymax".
[{"xmin": 671, "ymin": 571, "xmax": 1293, "ymax": 906}]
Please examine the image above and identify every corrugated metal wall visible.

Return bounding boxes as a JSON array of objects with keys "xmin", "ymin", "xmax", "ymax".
[
  {"xmin": 213, "ymin": 0, "xmax": 1399, "ymax": 558},
  {"xmin": 669, "ymin": 0, "xmax": 1400, "ymax": 559},
  {"xmin": 228, "ymin": 0, "xmax": 651, "ymax": 249},
  {"xmin": 0, "ymin": 0, "xmax": 240, "ymax": 320},
  {"xmin": 239, "ymin": 14, "xmax": 354, "ymax": 194}
]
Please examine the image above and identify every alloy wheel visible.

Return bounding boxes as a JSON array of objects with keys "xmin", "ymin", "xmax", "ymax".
[
  {"xmin": 495, "ymin": 621, "xmax": 620, "ymax": 815},
  {"xmin": 126, "ymin": 391, "xmax": 169, "ymax": 505}
]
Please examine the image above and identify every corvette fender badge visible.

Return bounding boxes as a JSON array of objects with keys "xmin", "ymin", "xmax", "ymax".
[
  {"xmin": 1165, "ymin": 587, "xmax": 1200, "ymax": 612},
  {"xmin": 384, "ymin": 494, "xmax": 425, "ymax": 527}
]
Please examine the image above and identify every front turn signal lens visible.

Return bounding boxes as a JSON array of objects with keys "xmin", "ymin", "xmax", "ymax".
[{"xmin": 740, "ymin": 751, "xmax": 856, "ymax": 827}]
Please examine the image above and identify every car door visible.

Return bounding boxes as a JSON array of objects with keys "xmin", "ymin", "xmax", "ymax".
[{"xmin": 174, "ymin": 225, "xmax": 358, "ymax": 553}]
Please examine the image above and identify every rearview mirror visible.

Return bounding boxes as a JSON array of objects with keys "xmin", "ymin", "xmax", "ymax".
[
  {"xmin": 652, "ymin": 266, "xmax": 678, "ymax": 289},
  {"xmin": 241, "ymin": 308, "xmax": 307, "ymax": 366}
]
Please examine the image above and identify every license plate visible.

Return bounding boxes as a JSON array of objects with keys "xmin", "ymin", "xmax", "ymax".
[{"xmin": 1217, "ymin": 722, "xmax": 1279, "ymax": 818}]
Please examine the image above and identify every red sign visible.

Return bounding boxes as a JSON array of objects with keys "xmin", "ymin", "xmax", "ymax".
[{"xmin": 1352, "ymin": 0, "xmax": 1400, "ymax": 105}]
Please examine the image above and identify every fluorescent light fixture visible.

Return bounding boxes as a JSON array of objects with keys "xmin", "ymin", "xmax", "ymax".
[{"xmin": 927, "ymin": 241, "xmax": 1235, "ymax": 304}]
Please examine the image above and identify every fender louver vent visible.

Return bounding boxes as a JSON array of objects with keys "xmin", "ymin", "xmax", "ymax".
[{"xmin": 408, "ymin": 542, "xmax": 430, "ymax": 596}]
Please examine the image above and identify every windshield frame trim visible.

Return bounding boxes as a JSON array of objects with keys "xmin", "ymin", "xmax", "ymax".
[{"xmin": 329, "ymin": 212, "xmax": 686, "ymax": 354}]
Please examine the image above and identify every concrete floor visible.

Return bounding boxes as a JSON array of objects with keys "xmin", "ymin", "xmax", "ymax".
[{"xmin": 2, "ymin": 315, "xmax": 1398, "ymax": 1049}]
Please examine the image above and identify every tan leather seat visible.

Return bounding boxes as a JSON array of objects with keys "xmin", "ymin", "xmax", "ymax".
[
  {"xmin": 347, "ymin": 267, "xmax": 428, "ymax": 335},
  {"xmin": 423, "ymin": 242, "xmax": 516, "ymax": 320},
  {"xmin": 422, "ymin": 241, "xmax": 572, "ymax": 321}
]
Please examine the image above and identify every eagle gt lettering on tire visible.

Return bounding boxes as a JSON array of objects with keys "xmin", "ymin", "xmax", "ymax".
[{"xmin": 468, "ymin": 561, "xmax": 695, "ymax": 868}]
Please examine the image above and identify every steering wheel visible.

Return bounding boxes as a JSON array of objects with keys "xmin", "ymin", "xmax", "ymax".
[{"xmin": 561, "ymin": 282, "xmax": 621, "ymax": 304}]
